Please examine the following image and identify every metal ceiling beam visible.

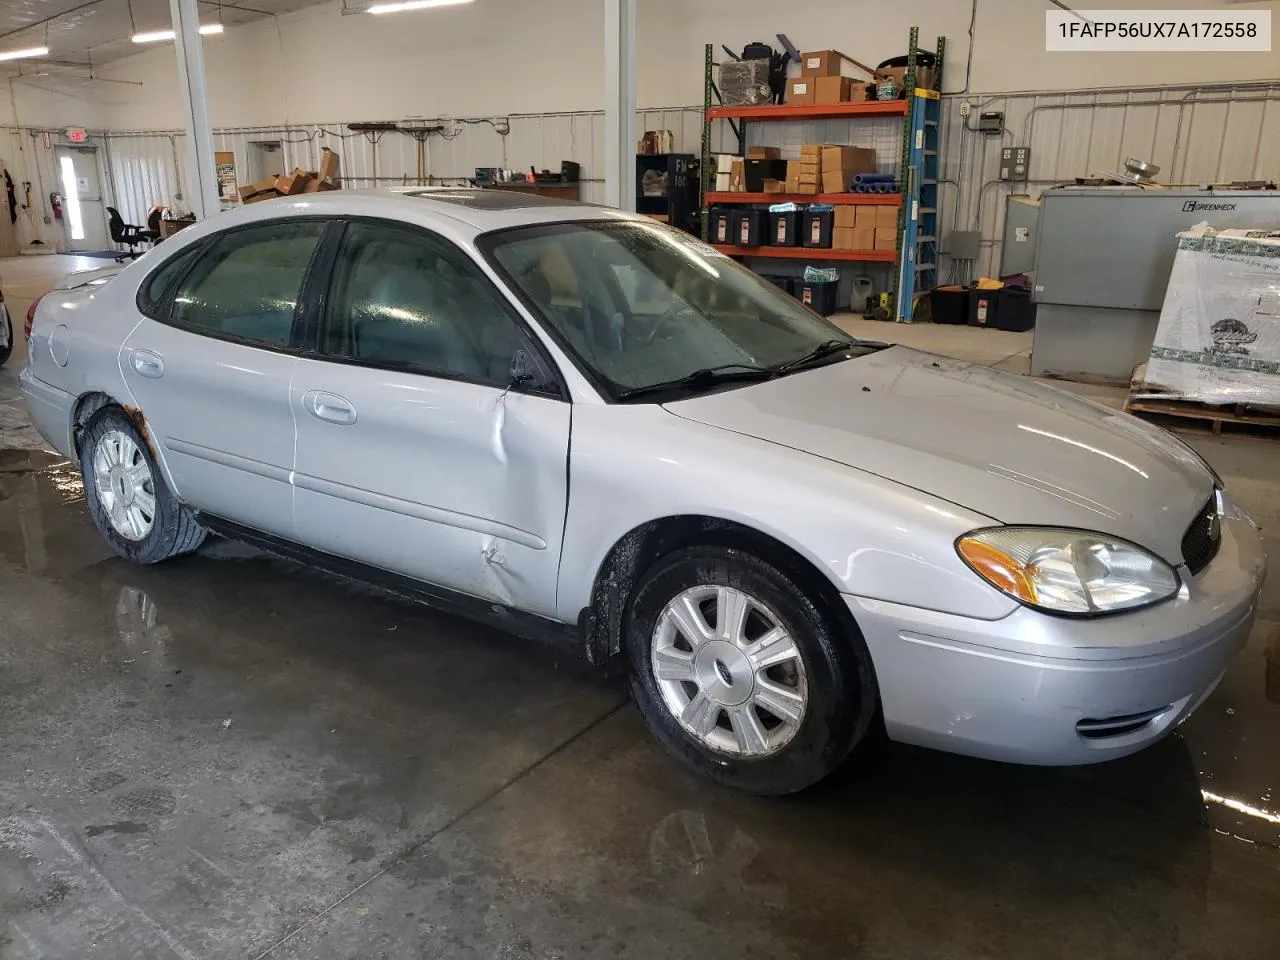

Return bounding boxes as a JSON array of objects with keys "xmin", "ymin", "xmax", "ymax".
[{"xmin": 0, "ymin": 0, "xmax": 280, "ymax": 44}]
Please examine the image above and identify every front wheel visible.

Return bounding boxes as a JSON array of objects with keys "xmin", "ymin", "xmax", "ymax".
[
  {"xmin": 78, "ymin": 406, "xmax": 206, "ymax": 563},
  {"xmin": 625, "ymin": 546, "xmax": 878, "ymax": 795}
]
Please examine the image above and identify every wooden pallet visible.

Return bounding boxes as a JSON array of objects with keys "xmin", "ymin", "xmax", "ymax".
[{"xmin": 1125, "ymin": 395, "xmax": 1280, "ymax": 438}]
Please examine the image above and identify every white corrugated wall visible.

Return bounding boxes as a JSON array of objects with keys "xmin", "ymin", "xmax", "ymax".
[{"xmin": 12, "ymin": 80, "xmax": 1280, "ymax": 267}]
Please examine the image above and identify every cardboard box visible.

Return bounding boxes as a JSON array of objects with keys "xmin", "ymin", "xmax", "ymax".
[
  {"xmin": 728, "ymin": 159, "xmax": 745, "ymax": 192},
  {"xmin": 874, "ymin": 227, "xmax": 898, "ymax": 251},
  {"xmin": 848, "ymin": 81, "xmax": 872, "ymax": 103},
  {"xmin": 787, "ymin": 77, "xmax": 814, "ymax": 105},
  {"xmin": 762, "ymin": 179, "xmax": 786, "ymax": 194},
  {"xmin": 238, "ymin": 175, "xmax": 279, "ymax": 201},
  {"xmin": 302, "ymin": 178, "xmax": 339, "ymax": 193},
  {"xmin": 796, "ymin": 168, "xmax": 820, "ymax": 186},
  {"xmin": 317, "ymin": 147, "xmax": 340, "ymax": 182},
  {"xmin": 800, "ymin": 144, "xmax": 823, "ymax": 159},
  {"xmin": 854, "ymin": 205, "xmax": 878, "ymax": 229},
  {"xmin": 852, "ymin": 226, "xmax": 876, "ymax": 250},
  {"xmin": 832, "ymin": 226, "xmax": 855, "ymax": 250},
  {"xmin": 800, "ymin": 50, "xmax": 843, "ymax": 77},
  {"xmin": 834, "ymin": 206, "xmax": 858, "ymax": 228},
  {"xmin": 814, "ymin": 76, "xmax": 852, "ymax": 105},
  {"xmin": 880, "ymin": 65, "xmax": 935, "ymax": 92},
  {"xmin": 275, "ymin": 168, "xmax": 313, "ymax": 196},
  {"xmin": 821, "ymin": 146, "xmax": 876, "ymax": 174},
  {"xmin": 747, "ymin": 146, "xmax": 781, "ymax": 160},
  {"xmin": 822, "ymin": 169, "xmax": 853, "ymax": 193},
  {"xmin": 794, "ymin": 181, "xmax": 818, "ymax": 195},
  {"xmin": 876, "ymin": 205, "xmax": 899, "ymax": 228}
]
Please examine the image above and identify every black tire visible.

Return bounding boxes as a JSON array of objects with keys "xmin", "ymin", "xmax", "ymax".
[
  {"xmin": 78, "ymin": 405, "xmax": 206, "ymax": 564},
  {"xmin": 0, "ymin": 304, "xmax": 12, "ymax": 366},
  {"xmin": 625, "ymin": 545, "xmax": 878, "ymax": 795}
]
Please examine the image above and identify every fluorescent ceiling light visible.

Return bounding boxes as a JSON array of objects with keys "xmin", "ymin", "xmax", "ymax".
[
  {"xmin": 367, "ymin": 0, "xmax": 474, "ymax": 14},
  {"xmin": 132, "ymin": 24, "xmax": 224, "ymax": 43},
  {"xmin": 0, "ymin": 46, "xmax": 50, "ymax": 62}
]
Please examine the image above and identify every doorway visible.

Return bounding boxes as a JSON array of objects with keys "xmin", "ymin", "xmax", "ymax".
[
  {"xmin": 245, "ymin": 141, "xmax": 285, "ymax": 186},
  {"xmin": 56, "ymin": 146, "xmax": 110, "ymax": 251}
]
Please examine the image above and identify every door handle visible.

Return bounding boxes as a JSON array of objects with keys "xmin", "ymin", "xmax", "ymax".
[
  {"xmin": 303, "ymin": 390, "xmax": 357, "ymax": 425},
  {"xmin": 132, "ymin": 350, "xmax": 164, "ymax": 379}
]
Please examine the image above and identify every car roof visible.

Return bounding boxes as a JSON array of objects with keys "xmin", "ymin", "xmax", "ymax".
[{"xmin": 223, "ymin": 188, "xmax": 633, "ymax": 237}]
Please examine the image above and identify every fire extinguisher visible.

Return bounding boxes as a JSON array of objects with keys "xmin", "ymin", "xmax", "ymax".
[{"xmin": 49, "ymin": 193, "xmax": 63, "ymax": 221}]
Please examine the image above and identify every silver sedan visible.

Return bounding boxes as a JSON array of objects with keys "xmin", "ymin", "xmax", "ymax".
[{"xmin": 20, "ymin": 189, "xmax": 1265, "ymax": 794}]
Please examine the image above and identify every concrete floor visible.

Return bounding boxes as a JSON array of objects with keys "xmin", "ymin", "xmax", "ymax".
[{"xmin": 2, "ymin": 256, "xmax": 1279, "ymax": 959}]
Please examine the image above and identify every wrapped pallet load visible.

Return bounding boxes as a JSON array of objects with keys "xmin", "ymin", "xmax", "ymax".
[{"xmin": 1134, "ymin": 227, "xmax": 1280, "ymax": 408}]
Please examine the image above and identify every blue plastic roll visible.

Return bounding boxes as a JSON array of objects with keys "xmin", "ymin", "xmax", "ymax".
[
  {"xmin": 854, "ymin": 183, "xmax": 871, "ymax": 193},
  {"xmin": 854, "ymin": 172, "xmax": 896, "ymax": 185}
]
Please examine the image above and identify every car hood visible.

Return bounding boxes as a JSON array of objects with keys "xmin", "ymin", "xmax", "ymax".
[{"xmin": 664, "ymin": 346, "xmax": 1214, "ymax": 564}]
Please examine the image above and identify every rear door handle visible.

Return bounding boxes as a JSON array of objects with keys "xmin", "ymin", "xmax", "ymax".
[
  {"xmin": 303, "ymin": 390, "xmax": 357, "ymax": 425},
  {"xmin": 132, "ymin": 350, "xmax": 164, "ymax": 379}
]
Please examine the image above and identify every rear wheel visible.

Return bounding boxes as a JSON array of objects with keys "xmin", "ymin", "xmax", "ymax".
[
  {"xmin": 0, "ymin": 303, "xmax": 12, "ymax": 366},
  {"xmin": 78, "ymin": 406, "xmax": 206, "ymax": 563},
  {"xmin": 626, "ymin": 545, "xmax": 878, "ymax": 795}
]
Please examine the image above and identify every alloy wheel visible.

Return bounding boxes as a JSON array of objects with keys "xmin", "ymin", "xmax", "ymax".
[
  {"xmin": 92, "ymin": 429, "xmax": 156, "ymax": 541},
  {"xmin": 651, "ymin": 585, "xmax": 808, "ymax": 757}
]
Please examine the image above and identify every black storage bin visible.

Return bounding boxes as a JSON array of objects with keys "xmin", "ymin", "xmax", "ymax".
[
  {"xmin": 709, "ymin": 207, "xmax": 735, "ymax": 245},
  {"xmin": 994, "ymin": 287, "xmax": 1037, "ymax": 331},
  {"xmin": 797, "ymin": 278, "xmax": 838, "ymax": 316},
  {"xmin": 734, "ymin": 209, "xmax": 768, "ymax": 247},
  {"xmin": 745, "ymin": 158, "xmax": 788, "ymax": 192},
  {"xmin": 803, "ymin": 209, "xmax": 834, "ymax": 248},
  {"xmin": 968, "ymin": 288, "xmax": 999, "ymax": 327},
  {"xmin": 769, "ymin": 211, "xmax": 801, "ymax": 246},
  {"xmin": 930, "ymin": 285, "xmax": 969, "ymax": 325},
  {"xmin": 761, "ymin": 274, "xmax": 793, "ymax": 296}
]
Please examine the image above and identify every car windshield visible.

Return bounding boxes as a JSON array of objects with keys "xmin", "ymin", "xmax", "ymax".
[{"xmin": 480, "ymin": 219, "xmax": 862, "ymax": 400}]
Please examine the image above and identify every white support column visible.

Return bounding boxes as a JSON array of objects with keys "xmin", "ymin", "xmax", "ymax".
[
  {"xmin": 170, "ymin": 0, "xmax": 219, "ymax": 218},
  {"xmin": 603, "ymin": 0, "xmax": 636, "ymax": 211}
]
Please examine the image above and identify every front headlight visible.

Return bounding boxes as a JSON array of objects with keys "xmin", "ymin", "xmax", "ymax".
[{"xmin": 956, "ymin": 527, "xmax": 1180, "ymax": 616}]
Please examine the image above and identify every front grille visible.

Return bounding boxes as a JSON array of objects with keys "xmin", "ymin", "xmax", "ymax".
[{"xmin": 1181, "ymin": 495, "xmax": 1221, "ymax": 575}]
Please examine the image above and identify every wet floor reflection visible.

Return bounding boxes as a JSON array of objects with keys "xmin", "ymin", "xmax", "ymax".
[{"xmin": 1, "ymin": 455, "xmax": 1278, "ymax": 959}]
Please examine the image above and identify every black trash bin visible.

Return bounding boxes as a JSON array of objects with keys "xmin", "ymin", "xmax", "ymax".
[
  {"xmin": 709, "ymin": 207, "xmax": 734, "ymax": 245},
  {"xmin": 797, "ymin": 278, "xmax": 838, "ymax": 316},
  {"xmin": 930, "ymin": 285, "xmax": 969, "ymax": 325},
  {"xmin": 994, "ymin": 287, "xmax": 1037, "ymax": 331},
  {"xmin": 968, "ymin": 288, "xmax": 999, "ymax": 327}
]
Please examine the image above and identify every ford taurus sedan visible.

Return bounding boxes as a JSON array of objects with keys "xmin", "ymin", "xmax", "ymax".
[{"xmin": 20, "ymin": 189, "xmax": 1265, "ymax": 794}]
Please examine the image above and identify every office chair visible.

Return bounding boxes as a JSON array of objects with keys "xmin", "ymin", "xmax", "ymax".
[{"xmin": 107, "ymin": 207, "xmax": 160, "ymax": 262}]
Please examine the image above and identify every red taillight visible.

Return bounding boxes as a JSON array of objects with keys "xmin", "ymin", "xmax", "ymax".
[{"xmin": 24, "ymin": 295, "xmax": 43, "ymax": 342}]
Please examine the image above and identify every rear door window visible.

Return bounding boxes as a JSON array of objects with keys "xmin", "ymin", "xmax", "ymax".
[{"xmin": 167, "ymin": 220, "xmax": 325, "ymax": 348}]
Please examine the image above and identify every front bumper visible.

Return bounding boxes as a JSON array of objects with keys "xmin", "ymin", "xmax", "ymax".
[
  {"xmin": 849, "ymin": 514, "xmax": 1265, "ymax": 765},
  {"xmin": 18, "ymin": 366, "xmax": 76, "ymax": 459}
]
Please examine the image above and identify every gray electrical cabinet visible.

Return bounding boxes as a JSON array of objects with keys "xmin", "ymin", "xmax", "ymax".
[
  {"xmin": 1000, "ymin": 196, "xmax": 1040, "ymax": 277},
  {"xmin": 1031, "ymin": 187, "xmax": 1280, "ymax": 381}
]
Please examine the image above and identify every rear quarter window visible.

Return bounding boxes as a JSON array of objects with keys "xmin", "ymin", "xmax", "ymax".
[{"xmin": 138, "ymin": 242, "xmax": 205, "ymax": 318}]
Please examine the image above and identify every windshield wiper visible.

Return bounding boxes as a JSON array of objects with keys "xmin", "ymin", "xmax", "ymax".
[
  {"xmin": 614, "ymin": 363, "xmax": 776, "ymax": 403},
  {"xmin": 773, "ymin": 338, "xmax": 858, "ymax": 374}
]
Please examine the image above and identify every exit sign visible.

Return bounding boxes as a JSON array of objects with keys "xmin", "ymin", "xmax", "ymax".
[{"xmin": 65, "ymin": 127, "xmax": 88, "ymax": 143}]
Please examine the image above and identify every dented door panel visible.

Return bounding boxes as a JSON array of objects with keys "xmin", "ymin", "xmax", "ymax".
[{"xmin": 290, "ymin": 357, "xmax": 570, "ymax": 616}]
